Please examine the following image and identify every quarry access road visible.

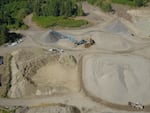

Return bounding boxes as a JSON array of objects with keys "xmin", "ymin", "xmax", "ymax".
[{"xmin": 0, "ymin": 94, "xmax": 100, "ymax": 109}]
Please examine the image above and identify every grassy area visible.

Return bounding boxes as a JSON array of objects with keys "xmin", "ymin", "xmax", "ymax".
[
  {"xmin": 111, "ymin": 0, "xmax": 135, "ymax": 6},
  {"xmin": 0, "ymin": 108, "xmax": 16, "ymax": 113},
  {"xmin": 111, "ymin": 0, "xmax": 149, "ymax": 6},
  {"xmin": 32, "ymin": 16, "xmax": 88, "ymax": 28},
  {"xmin": 0, "ymin": 109, "xmax": 10, "ymax": 113}
]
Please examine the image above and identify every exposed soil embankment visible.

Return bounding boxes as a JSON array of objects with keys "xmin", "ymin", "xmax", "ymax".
[
  {"xmin": 8, "ymin": 48, "xmax": 50, "ymax": 98},
  {"xmin": 8, "ymin": 48, "xmax": 79, "ymax": 98},
  {"xmin": 0, "ymin": 54, "xmax": 12, "ymax": 97}
]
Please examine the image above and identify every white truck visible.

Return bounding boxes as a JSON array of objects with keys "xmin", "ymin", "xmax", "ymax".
[{"xmin": 48, "ymin": 48, "xmax": 64, "ymax": 53}]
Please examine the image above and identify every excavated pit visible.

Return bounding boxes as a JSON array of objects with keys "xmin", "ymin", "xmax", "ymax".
[{"xmin": 8, "ymin": 48, "xmax": 79, "ymax": 98}]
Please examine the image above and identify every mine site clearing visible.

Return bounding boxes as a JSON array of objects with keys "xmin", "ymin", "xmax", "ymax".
[{"xmin": 1, "ymin": 2, "xmax": 150, "ymax": 113}]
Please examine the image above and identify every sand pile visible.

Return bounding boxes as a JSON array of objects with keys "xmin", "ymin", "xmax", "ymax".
[
  {"xmin": 91, "ymin": 32, "xmax": 133, "ymax": 51},
  {"xmin": 83, "ymin": 54, "xmax": 150, "ymax": 105},
  {"xmin": 39, "ymin": 30, "xmax": 76, "ymax": 48},
  {"xmin": 45, "ymin": 31, "xmax": 64, "ymax": 43},
  {"xmin": 103, "ymin": 20, "xmax": 129, "ymax": 35}
]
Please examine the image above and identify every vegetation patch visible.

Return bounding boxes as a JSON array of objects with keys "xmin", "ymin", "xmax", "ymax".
[
  {"xmin": 33, "ymin": 16, "xmax": 88, "ymax": 28},
  {"xmin": 111, "ymin": 0, "xmax": 149, "ymax": 6},
  {"xmin": 0, "ymin": 109, "xmax": 10, "ymax": 113},
  {"xmin": 87, "ymin": 0, "xmax": 112, "ymax": 12},
  {"xmin": 0, "ymin": 107, "xmax": 16, "ymax": 113}
]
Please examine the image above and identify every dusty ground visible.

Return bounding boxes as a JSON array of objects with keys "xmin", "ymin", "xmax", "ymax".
[
  {"xmin": 1, "ymin": 1, "xmax": 150, "ymax": 113},
  {"xmin": 82, "ymin": 54, "xmax": 150, "ymax": 105}
]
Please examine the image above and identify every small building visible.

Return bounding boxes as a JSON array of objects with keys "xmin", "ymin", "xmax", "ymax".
[{"xmin": 0, "ymin": 56, "xmax": 3, "ymax": 65}]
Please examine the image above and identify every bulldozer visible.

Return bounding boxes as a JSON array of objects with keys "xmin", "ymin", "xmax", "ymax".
[{"xmin": 84, "ymin": 38, "xmax": 95, "ymax": 48}]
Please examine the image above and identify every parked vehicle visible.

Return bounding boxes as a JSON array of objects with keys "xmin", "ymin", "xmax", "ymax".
[
  {"xmin": 128, "ymin": 101, "xmax": 144, "ymax": 110},
  {"xmin": 48, "ymin": 48, "xmax": 64, "ymax": 53}
]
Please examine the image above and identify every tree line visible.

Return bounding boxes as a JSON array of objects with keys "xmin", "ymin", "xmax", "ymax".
[{"xmin": 34, "ymin": 0, "xmax": 84, "ymax": 17}]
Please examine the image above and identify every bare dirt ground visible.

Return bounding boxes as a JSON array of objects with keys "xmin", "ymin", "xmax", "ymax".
[
  {"xmin": 23, "ymin": 14, "xmax": 43, "ymax": 31},
  {"xmin": 1, "ymin": 1, "xmax": 150, "ymax": 113}
]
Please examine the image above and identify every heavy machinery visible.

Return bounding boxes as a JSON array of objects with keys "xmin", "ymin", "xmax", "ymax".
[
  {"xmin": 74, "ymin": 38, "xmax": 95, "ymax": 48},
  {"xmin": 84, "ymin": 38, "xmax": 95, "ymax": 48}
]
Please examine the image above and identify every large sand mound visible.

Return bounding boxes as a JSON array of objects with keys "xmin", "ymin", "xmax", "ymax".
[
  {"xmin": 83, "ymin": 54, "xmax": 150, "ymax": 105},
  {"xmin": 37, "ymin": 30, "xmax": 76, "ymax": 48},
  {"xmin": 91, "ymin": 32, "xmax": 133, "ymax": 51}
]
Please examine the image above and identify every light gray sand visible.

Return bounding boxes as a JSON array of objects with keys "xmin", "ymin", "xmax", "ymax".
[{"xmin": 83, "ymin": 54, "xmax": 150, "ymax": 105}]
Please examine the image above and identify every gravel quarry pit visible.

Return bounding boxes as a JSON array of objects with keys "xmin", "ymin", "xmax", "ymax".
[
  {"xmin": 1, "ymin": 2, "xmax": 150, "ymax": 113},
  {"xmin": 8, "ymin": 48, "xmax": 79, "ymax": 98},
  {"xmin": 82, "ymin": 54, "xmax": 150, "ymax": 105}
]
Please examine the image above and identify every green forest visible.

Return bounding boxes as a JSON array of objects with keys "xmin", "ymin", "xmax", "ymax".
[{"xmin": 0, "ymin": 0, "xmax": 85, "ymax": 45}]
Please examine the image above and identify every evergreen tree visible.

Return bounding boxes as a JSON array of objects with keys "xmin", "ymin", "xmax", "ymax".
[
  {"xmin": 77, "ymin": 3, "xmax": 84, "ymax": 16},
  {"xmin": 60, "ymin": 1, "xmax": 66, "ymax": 16},
  {"xmin": 34, "ymin": 0, "xmax": 41, "ymax": 16},
  {"xmin": 65, "ymin": 0, "xmax": 73, "ymax": 17},
  {"xmin": 0, "ymin": 25, "xmax": 9, "ymax": 45}
]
